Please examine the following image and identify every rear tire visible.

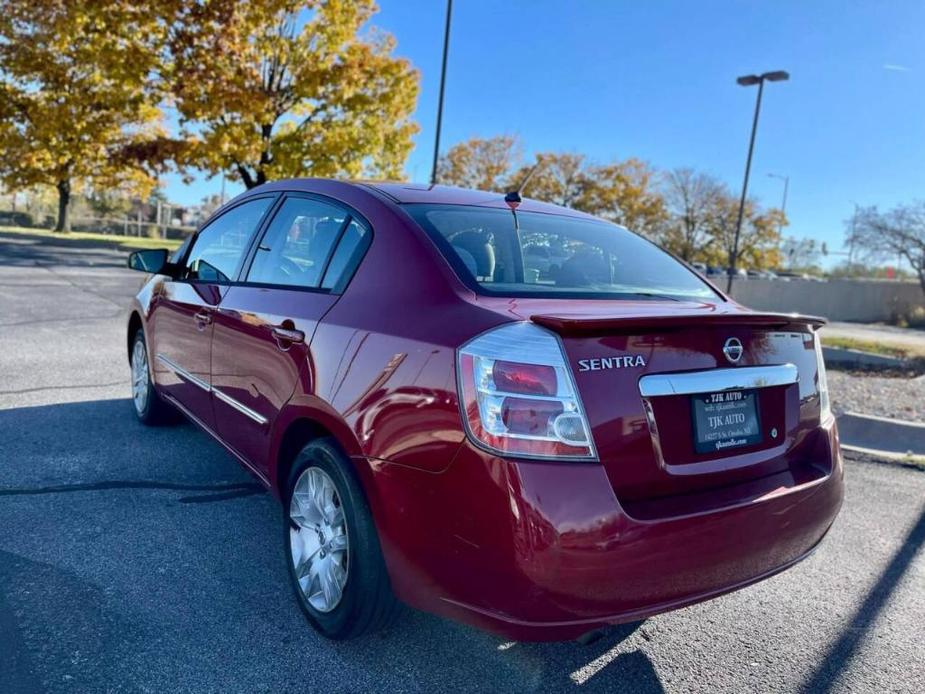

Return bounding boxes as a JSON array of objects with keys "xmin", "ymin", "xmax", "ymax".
[
  {"xmin": 130, "ymin": 328, "xmax": 175, "ymax": 425},
  {"xmin": 284, "ymin": 438, "xmax": 400, "ymax": 639}
]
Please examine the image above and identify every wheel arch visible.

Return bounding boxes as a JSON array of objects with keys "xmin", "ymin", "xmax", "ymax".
[
  {"xmin": 270, "ymin": 403, "xmax": 372, "ymax": 505},
  {"xmin": 127, "ymin": 311, "xmax": 144, "ymax": 363}
]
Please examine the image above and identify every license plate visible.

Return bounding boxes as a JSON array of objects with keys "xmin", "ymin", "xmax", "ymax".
[{"xmin": 691, "ymin": 389, "xmax": 762, "ymax": 454}]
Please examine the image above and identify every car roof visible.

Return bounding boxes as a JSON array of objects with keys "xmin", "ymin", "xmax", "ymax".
[
  {"xmin": 246, "ymin": 178, "xmax": 598, "ymax": 220},
  {"xmin": 360, "ymin": 181, "xmax": 595, "ymax": 219}
]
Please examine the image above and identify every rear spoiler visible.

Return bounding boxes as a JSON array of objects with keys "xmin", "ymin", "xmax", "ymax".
[{"xmin": 531, "ymin": 311, "xmax": 826, "ymax": 335}]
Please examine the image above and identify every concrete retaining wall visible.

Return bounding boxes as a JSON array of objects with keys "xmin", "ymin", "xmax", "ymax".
[{"xmin": 729, "ymin": 278, "xmax": 924, "ymax": 322}]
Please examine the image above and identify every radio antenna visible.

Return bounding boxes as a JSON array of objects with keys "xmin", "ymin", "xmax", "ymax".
[{"xmin": 503, "ymin": 160, "xmax": 543, "ymax": 233}]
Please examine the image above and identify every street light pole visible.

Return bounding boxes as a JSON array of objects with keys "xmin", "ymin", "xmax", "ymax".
[
  {"xmin": 430, "ymin": 0, "xmax": 453, "ymax": 186},
  {"xmin": 727, "ymin": 70, "xmax": 789, "ymax": 293},
  {"xmin": 767, "ymin": 172, "xmax": 789, "ymax": 235}
]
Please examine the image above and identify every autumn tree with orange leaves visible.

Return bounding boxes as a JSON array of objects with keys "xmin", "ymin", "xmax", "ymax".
[
  {"xmin": 0, "ymin": 1, "xmax": 167, "ymax": 231},
  {"xmin": 436, "ymin": 135, "xmax": 522, "ymax": 192},
  {"xmin": 168, "ymin": 0, "xmax": 420, "ymax": 188},
  {"xmin": 0, "ymin": 0, "xmax": 421, "ymax": 230},
  {"xmin": 437, "ymin": 135, "xmax": 783, "ymax": 269}
]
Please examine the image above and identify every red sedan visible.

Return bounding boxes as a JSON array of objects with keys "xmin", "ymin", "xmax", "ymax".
[{"xmin": 125, "ymin": 179, "xmax": 842, "ymax": 641}]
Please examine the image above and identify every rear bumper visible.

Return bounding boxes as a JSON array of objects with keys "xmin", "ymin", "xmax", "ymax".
[
  {"xmin": 439, "ymin": 530, "xmax": 830, "ymax": 639},
  {"xmin": 367, "ymin": 420, "xmax": 843, "ymax": 641}
]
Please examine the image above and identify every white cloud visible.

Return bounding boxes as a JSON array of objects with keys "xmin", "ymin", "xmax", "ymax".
[{"xmin": 883, "ymin": 64, "xmax": 911, "ymax": 72}]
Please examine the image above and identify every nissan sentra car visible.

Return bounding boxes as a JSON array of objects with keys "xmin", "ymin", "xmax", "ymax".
[{"xmin": 125, "ymin": 179, "xmax": 843, "ymax": 641}]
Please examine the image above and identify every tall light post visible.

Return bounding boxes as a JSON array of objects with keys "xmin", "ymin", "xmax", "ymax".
[
  {"xmin": 430, "ymin": 0, "xmax": 453, "ymax": 186},
  {"xmin": 767, "ymin": 172, "xmax": 789, "ymax": 235},
  {"xmin": 727, "ymin": 70, "xmax": 789, "ymax": 293}
]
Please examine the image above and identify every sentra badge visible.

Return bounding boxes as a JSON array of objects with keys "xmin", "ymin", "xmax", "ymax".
[{"xmin": 577, "ymin": 355, "xmax": 646, "ymax": 372}]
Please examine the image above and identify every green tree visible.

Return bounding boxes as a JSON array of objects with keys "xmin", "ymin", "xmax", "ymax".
[
  {"xmin": 169, "ymin": 0, "xmax": 420, "ymax": 188},
  {"xmin": 84, "ymin": 188, "xmax": 135, "ymax": 219},
  {"xmin": 0, "ymin": 1, "xmax": 166, "ymax": 231}
]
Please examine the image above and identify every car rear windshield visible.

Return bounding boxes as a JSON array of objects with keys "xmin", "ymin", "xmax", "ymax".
[{"xmin": 406, "ymin": 204, "xmax": 720, "ymax": 301}]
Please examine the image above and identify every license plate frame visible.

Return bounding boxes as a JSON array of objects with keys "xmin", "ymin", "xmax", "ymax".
[{"xmin": 690, "ymin": 389, "xmax": 762, "ymax": 454}]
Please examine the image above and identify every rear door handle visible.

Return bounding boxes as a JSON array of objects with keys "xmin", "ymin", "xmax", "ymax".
[
  {"xmin": 271, "ymin": 325, "xmax": 305, "ymax": 345},
  {"xmin": 194, "ymin": 310, "xmax": 212, "ymax": 328}
]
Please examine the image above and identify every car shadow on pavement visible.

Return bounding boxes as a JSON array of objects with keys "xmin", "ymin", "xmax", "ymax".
[
  {"xmin": 0, "ymin": 398, "xmax": 665, "ymax": 692},
  {"xmin": 0, "ymin": 398, "xmax": 262, "ymax": 491},
  {"xmin": 0, "ymin": 549, "xmax": 120, "ymax": 694},
  {"xmin": 799, "ymin": 501, "xmax": 925, "ymax": 693},
  {"xmin": 348, "ymin": 608, "xmax": 665, "ymax": 692},
  {"xmin": 0, "ymin": 230, "xmax": 147, "ymax": 269}
]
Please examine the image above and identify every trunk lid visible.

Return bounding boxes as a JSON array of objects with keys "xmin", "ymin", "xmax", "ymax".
[{"xmin": 479, "ymin": 297, "xmax": 827, "ymax": 512}]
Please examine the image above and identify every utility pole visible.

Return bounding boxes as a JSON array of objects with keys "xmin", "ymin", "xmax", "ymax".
[{"xmin": 430, "ymin": 0, "xmax": 453, "ymax": 185}]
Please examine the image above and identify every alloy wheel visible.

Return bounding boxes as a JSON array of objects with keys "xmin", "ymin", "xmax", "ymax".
[
  {"xmin": 131, "ymin": 339, "xmax": 149, "ymax": 415},
  {"xmin": 289, "ymin": 466, "xmax": 350, "ymax": 613}
]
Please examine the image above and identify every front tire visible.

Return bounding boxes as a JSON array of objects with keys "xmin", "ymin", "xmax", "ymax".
[
  {"xmin": 285, "ymin": 438, "xmax": 400, "ymax": 639},
  {"xmin": 130, "ymin": 328, "xmax": 175, "ymax": 425}
]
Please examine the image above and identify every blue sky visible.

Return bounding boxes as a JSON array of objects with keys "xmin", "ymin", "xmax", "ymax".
[{"xmin": 164, "ymin": 0, "xmax": 925, "ymax": 263}]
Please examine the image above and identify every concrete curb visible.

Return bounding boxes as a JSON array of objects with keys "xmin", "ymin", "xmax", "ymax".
[
  {"xmin": 836, "ymin": 411, "xmax": 925, "ymax": 457},
  {"xmin": 823, "ymin": 346, "xmax": 906, "ymax": 369},
  {"xmin": 841, "ymin": 444, "xmax": 925, "ymax": 468}
]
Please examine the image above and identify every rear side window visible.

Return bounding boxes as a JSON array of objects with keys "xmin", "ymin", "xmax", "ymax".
[
  {"xmin": 407, "ymin": 204, "xmax": 719, "ymax": 301},
  {"xmin": 247, "ymin": 198, "xmax": 347, "ymax": 289},
  {"xmin": 185, "ymin": 197, "xmax": 274, "ymax": 282},
  {"xmin": 321, "ymin": 220, "xmax": 369, "ymax": 290}
]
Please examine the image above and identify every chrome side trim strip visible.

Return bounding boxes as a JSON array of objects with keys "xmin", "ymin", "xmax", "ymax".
[
  {"xmin": 156, "ymin": 353, "xmax": 210, "ymax": 392},
  {"xmin": 212, "ymin": 387, "xmax": 268, "ymax": 426},
  {"xmin": 156, "ymin": 352, "xmax": 267, "ymax": 426},
  {"xmin": 638, "ymin": 363, "xmax": 799, "ymax": 397}
]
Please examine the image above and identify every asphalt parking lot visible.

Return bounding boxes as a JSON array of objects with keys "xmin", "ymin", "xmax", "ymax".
[{"xmin": 1, "ymin": 229, "xmax": 923, "ymax": 694}]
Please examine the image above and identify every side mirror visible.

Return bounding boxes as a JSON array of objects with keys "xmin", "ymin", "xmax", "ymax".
[{"xmin": 128, "ymin": 249, "xmax": 169, "ymax": 274}]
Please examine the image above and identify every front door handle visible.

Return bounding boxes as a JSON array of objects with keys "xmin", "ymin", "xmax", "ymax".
[
  {"xmin": 271, "ymin": 325, "xmax": 305, "ymax": 347},
  {"xmin": 194, "ymin": 310, "xmax": 212, "ymax": 329}
]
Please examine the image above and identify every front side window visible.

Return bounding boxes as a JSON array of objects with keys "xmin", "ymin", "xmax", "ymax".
[
  {"xmin": 184, "ymin": 197, "xmax": 274, "ymax": 282},
  {"xmin": 407, "ymin": 204, "xmax": 719, "ymax": 301},
  {"xmin": 247, "ymin": 198, "xmax": 348, "ymax": 289}
]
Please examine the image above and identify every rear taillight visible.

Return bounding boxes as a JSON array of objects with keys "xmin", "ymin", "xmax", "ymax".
[
  {"xmin": 457, "ymin": 322, "xmax": 596, "ymax": 460},
  {"xmin": 814, "ymin": 330, "xmax": 831, "ymax": 422}
]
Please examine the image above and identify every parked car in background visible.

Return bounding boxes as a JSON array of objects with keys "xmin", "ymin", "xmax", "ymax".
[{"xmin": 125, "ymin": 179, "xmax": 843, "ymax": 641}]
